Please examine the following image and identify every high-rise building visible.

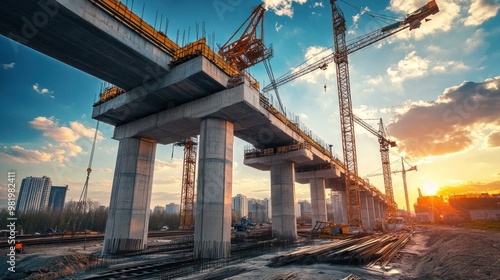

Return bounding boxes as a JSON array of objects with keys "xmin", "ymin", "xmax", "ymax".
[
  {"xmin": 263, "ymin": 198, "xmax": 271, "ymax": 223},
  {"xmin": 17, "ymin": 176, "xmax": 52, "ymax": 213},
  {"xmin": 232, "ymin": 194, "xmax": 248, "ymax": 218},
  {"xmin": 47, "ymin": 185, "xmax": 68, "ymax": 212},
  {"xmin": 154, "ymin": 205, "xmax": 166, "ymax": 214},
  {"xmin": 295, "ymin": 202, "xmax": 301, "ymax": 218},
  {"xmin": 298, "ymin": 200, "xmax": 312, "ymax": 217},
  {"xmin": 165, "ymin": 203, "xmax": 180, "ymax": 215}
]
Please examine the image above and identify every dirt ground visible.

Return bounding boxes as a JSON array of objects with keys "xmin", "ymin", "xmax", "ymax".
[
  {"xmin": 1, "ymin": 225, "xmax": 499, "ymax": 279},
  {"xmin": 393, "ymin": 225, "xmax": 500, "ymax": 280}
]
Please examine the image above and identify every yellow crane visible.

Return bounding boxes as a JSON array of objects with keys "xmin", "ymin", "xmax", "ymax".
[
  {"xmin": 353, "ymin": 116, "xmax": 397, "ymax": 217},
  {"xmin": 175, "ymin": 138, "xmax": 198, "ymax": 229},
  {"xmin": 262, "ymin": 1, "xmax": 439, "ymax": 226}
]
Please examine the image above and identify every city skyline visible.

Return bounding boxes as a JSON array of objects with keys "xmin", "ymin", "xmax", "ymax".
[{"xmin": 1, "ymin": 0, "xmax": 499, "ymax": 212}]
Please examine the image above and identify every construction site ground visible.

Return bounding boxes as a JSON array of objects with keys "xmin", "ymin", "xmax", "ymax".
[{"xmin": 1, "ymin": 224, "xmax": 499, "ymax": 279}]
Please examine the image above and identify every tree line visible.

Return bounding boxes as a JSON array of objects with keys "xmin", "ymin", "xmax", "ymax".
[{"xmin": 0, "ymin": 199, "xmax": 180, "ymax": 235}]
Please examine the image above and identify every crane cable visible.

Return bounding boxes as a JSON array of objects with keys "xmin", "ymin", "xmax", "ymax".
[{"xmin": 76, "ymin": 120, "xmax": 100, "ymax": 249}]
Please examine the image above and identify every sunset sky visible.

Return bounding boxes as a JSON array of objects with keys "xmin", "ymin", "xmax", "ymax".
[{"xmin": 1, "ymin": 0, "xmax": 499, "ymax": 213}]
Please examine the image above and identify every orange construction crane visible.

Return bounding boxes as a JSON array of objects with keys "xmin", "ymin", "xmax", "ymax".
[
  {"xmin": 219, "ymin": 4, "xmax": 272, "ymax": 72},
  {"xmin": 175, "ymin": 137, "xmax": 198, "ymax": 229},
  {"xmin": 353, "ymin": 116, "xmax": 398, "ymax": 216},
  {"xmin": 262, "ymin": 1, "xmax": 439, "ymax": 227}
]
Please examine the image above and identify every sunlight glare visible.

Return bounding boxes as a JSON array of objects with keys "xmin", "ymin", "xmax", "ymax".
[{"xmin": 422, "ymin": 180, "xmax": 439, "ymax": 195}]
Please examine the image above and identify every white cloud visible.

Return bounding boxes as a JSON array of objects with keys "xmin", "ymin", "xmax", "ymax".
[
  {"xmin": 33, "ymin": 83, "xmax": 54, "ymax": 97},
  {"xmin": 263, "ymin": 0, "xmax": 307, "ymax": 18},
  {"xmin": 367, "ymin": 75, "xmax": 383, "ymax": 85},
  {"xmin": 70, "ymin": 121, "xmax": 104, "ymax": 141},
  {"xmin": 386, "ymin": 51, "xmax": 470, "ymax": 84},
  {"xmin": 2, "ymin": 62, "xmax": 15, "ymax": 70},
  {"xmin": 275, "ymin": 21, "xmax": 283, "ymax": 32},
  {"xmin": 463, "ymin": 0, "xmax": 499, "ymax": 26},
  {"xmin": 313, "ymin": 2, "xmax": 323, "ymax": 8},
  {"xmin": 0, "ymin": 116, "xmax": 108, "ymax": 164},
  {"xmin": 293, "ymin": 45, "xmax": 335, "ymax": 84},
  {"xmin": 155, "ymin": 158, "xmax": 183, "ymax": 172},
  {"xmin": 387, "ymin": 76, "xmax": 500, "ymax": 158},
  {"xmin": 465, "ymin": 29, "xmax": 487, "ymax": 54},
  {"xmin": 387, "ymin": 51, "xmax": 430, "ymax": 83},
  {"xmin": 1, "ymin": 145, "xmax": 52, "ymax": 163},
  {"xmin": 432, "ymin": 61, "xmax": 470, "ymax": 72}
]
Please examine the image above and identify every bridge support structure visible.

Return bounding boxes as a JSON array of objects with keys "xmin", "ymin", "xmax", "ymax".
[
  {"xmin": 194, "ymin": 118, "xmax": 234, "ymax": 259},
  {"xmin": 103, "ymin": 137, "xmax": 156, "ymax": 254},
  {"xmin": 245, "ymin": 149, "xmax": 313, "ymax": 240},
  {"xmin": 296, "ymin": 168, "xmax": 341, "ymax": 226}
]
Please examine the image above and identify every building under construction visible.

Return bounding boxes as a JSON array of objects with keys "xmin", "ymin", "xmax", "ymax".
[{"xmin": 414, "ymin": 193, "xmax": 500, "ymax": 223}]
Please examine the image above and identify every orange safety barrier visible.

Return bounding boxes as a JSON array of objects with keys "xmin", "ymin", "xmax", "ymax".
[
  {"xmin": 97, "ymin": 86, "xmax": 125, "ymax": 104},
  {"xmin": 172, "ymin": 38, "xmax": 239, "ymax": 77}
]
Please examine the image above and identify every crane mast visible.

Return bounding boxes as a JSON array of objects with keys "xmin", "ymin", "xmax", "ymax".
[
  {"xmin": 331, "ymin": 0, "xmax": 361, "ymax": 226},
  {"xmin": 176, "ymin": 137, "xmax": 198, "ymax": 229},
  {"xmin": 353, "ymin": 115, "xmax": 398, "ymax": 216}
]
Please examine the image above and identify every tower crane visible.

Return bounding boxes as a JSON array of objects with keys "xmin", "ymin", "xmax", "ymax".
[
  {"xmin": 219, "ymin": 4, "xmax": 272, "ymax": 73},
  {"xmin": 173, "ymin": 5, "xmax": 272, "ymax": 229},
  {"xmin": 353, "ymin": 115, "xmax": 398, "ymax": 216},
  {"xmin": 367, "ymin": 157, "xmax": 417, "ymax": 220},
  {"xmin": 262, "ymin": 1, "xmax": 439, "ymax": 92},
  {"xmin": 261, "ymin": 1, "xmax": 438, "ymax": 227},
  {"xmin": 218, "ymin": 3, "xmax": 285, "ymax": 114},
  {"xmin": 175, "ymin": 137, "xmax": 198, "ymax": 229}
]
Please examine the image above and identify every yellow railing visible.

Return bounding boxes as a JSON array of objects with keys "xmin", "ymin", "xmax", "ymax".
[
  {"xmin": 265, "ymin": 105, "xmax": 341, "ymax": 165},
  {"xmin": 89, "ymin": 0, "xmax": 179, "ymax": 56},
  {"xmin": 173, "ymin": 38, "xmax": 239, "ymax": 77},
  {"xmin": 95, "ymin": 86, "xmax": 125, "ymax": 105}
]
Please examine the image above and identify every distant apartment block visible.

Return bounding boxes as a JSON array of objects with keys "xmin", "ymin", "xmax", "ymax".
[
  {"xmin": 166, "ymin": 203, "xmax": 180, "ymax": 215},
  {"xmin": 154, "ymin": 205, "xmax": 166, "ymax": 214},
  {"xmin": 232, "ymin": 194, "xmax": 248, "ymax": 218},
  {"xmin": 47, "ymin": 185, "xmax": 68, "ymax": 212},
  {"xmin": 17, "ymin": 176, "xmax": 52, "ymax": 213}
]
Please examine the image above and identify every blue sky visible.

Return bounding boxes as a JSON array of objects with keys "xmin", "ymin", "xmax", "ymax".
[{"xmin": 1, "ymin": 0, "xmax": 499, "ymax": 212}]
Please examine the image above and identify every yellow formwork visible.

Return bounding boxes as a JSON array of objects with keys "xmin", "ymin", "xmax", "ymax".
[
  {"xmin": 97, "ymin": 86, "xmax": 125, "ymax": 104},
  {"xmin": 173, "ymin": 38, "xmax": 240, "ymax": 77}
]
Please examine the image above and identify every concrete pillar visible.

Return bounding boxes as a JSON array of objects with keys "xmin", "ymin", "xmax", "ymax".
[
  {"xmin": 103, "ymin": 137, "xmax": 156, "ymax": 254},
  {"xmin": 310, "ymin": 178, "xmax": 327, "ymax": 225},
  {"xmin": 339, "ymin": 190, "xmax": 348, "ymax": 224},
  {"xmin": 374, "ymin": 198, "xmax": 382, "ymax": 221},
  {"xmin": 194, "ymin": 118, "xmax": 233, "ymax": 259},
  {"xmin": 360, "ymin": 192, "xmax": 370, "ymax": 228},
  {"xmin": 367, "ymin": 195, "xmax": 376, "ymax": 227},
  {"xmin": 271, "ymin": 161, "xmax": 297, "ymax": 240},
  {"xmin": 379, "ymin": 203, "xmax": 386, "ymax": 221}
]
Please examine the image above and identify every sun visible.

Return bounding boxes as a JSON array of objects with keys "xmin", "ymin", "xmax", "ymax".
[{"xmin": 422, "ymin": 180, "xmax": 439, "ymax": 195}]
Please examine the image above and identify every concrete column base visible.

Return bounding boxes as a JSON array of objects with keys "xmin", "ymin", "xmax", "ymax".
[
  {"xmin": 310, "ymin": 178, "xmax": 327, "ymax": 225},
  {"xmin": 194, "ymin": 118, "xmax": 233, "ymax": 259},
  {"xmin": 271, "ymin": 161, "xmax": 297, "ymax": 241},
  {"xmin": 103, "ymin": 137, "xmax": 156, "ymax": 254},
  {"xmin": 361, "ymin": 192, "xmax": 371, "ymax": 228}
]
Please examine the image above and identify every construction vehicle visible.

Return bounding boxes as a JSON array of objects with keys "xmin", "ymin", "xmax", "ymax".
[
  {"xmin": 233, "ymin": 212, "xmax": 253, "ymax": 232},
  {"xmin": 312, "ymin": 221, "xmax": 350, "ymax": 238},
  {"xmin": 262, "ymin": 1, "xmax": 439, "ymax": 227}
]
